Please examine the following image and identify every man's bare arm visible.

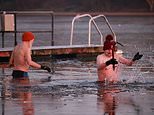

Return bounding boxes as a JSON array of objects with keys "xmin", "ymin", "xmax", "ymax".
[
  {"xmin": 9, "ymin": 50, "xmax": 14, "ymax": 67},
  {"xmin": 97, "ymin": 63, "xmax": 106, "ymax": 70},
  {"xmin": 26, "ymin": 48, "xmax": 41, "ymax": 69}
]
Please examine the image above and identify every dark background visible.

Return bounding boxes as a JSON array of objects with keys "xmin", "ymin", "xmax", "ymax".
[{"xmin": 0, "ymin": 0, "xmax": 153, "ymax": 12}]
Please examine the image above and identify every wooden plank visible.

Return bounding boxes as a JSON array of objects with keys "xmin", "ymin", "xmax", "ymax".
[{"xmin": 0, "ymin": 45, "xmax": 104, "ymax": 58}]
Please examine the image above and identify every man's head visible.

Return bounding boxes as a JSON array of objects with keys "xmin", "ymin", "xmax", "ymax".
[
  {"xmin": 103, "ymin": 34, "xmax": 117, "ymax": 52},
  {"xmin": 103, "ymin": 42, "xmax": 114, "ymax": 57},
  {"xmin": 103, "ymin": 35, "xmax": 116, "ymax": 57},
  {"xmin": 105, "ymin": 34, "xmax": 113, "ymax": 42},
  {"xmin": 103, "ymin": 41, "xmax": 116, "ymax": 51},
  {"xmin": 22, "ymin": 32, "xmax": 35, "ymax": 41}
]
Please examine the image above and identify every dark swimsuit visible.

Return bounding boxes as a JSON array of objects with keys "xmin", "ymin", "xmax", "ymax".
[{"xmin": 12, "ymin": 70, "xmax": 29, "ymax": 79}]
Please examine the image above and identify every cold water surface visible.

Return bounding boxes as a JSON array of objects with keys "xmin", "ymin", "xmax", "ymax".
[{"xmin": 0, "ymin": 58, "xmax": 154, "ymax": 115}]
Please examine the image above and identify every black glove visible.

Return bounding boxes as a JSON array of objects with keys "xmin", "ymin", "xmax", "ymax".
[
  {"xmin": 132, "ymin": 52, "xmax": 143, "ymax": 61},
  {"xmin": 105, "ymin": 58, "xmax": 118, "ymax": 66},
  {"xmin": 41, "ymin": 65, "xmax": 51, "ymax": 73}
]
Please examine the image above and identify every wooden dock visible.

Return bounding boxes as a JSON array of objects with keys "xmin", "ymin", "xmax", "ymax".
[{"xmin": 0, "ymin": 45, "xmax": 104, "ymax": 61}]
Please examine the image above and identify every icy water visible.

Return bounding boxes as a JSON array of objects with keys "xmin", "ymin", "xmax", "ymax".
[{"xmin": 0, "ymin": 15, "xmax": 154, "ymax": 115}]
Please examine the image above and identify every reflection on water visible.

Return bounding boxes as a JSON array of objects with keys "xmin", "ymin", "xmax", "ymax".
[
  {"xmin": 12, "ymin": 78, "xmax": 34, "ymax": 115},
  {"xmin": 97, "ymin": 83, "xmax": 119, "ymax": 115},
  {"xmin": 1, "ymin": 77, "xmax": 34, "ymax": 115}
]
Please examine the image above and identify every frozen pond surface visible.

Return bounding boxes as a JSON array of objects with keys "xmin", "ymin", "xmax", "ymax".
[{"xmin": 0, "ymin": 15, "xmax": 154, "ymax": 115}]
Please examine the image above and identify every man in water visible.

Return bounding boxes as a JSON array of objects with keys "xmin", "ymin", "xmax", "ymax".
[
  {"xmin": 9, "ymin": 32, "xmax": 51, "ymax": 79},
  {"xmin": 96, "ymin": 35, "xmax": 143, "ymax": 83}
]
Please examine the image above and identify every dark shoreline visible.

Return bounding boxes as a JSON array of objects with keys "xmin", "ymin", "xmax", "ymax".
[
  {"xmin": 54, "ymin": 12, "xmax": 154, "ymax": 16},
  {"xmin": 1, "ymin": 10, "xmax": 154, "ymax": 16}
]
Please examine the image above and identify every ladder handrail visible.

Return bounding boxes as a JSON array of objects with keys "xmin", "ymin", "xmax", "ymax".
[
  {"xmin": 70, "ymin": 14, "xmax": 116, "ymax": 46},
  {"xmin": 70, "ymin": 14, "xmax": 103, "ymax": 46},
  {"xmin": 89, "ymin": 15, "xmax": 116, "ymax": 46}
]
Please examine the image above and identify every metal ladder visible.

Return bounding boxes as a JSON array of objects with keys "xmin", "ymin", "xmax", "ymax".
[{"xmin": 70, "ymin": 14, "xmax": 116, "ymax": 46}]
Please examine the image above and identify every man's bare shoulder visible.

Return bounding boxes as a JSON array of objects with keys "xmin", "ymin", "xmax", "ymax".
[
  {"xmin": 114, "ymin": 53, "xmax": 124, "ymax": 60},
  {"xmin": 96, "ymin": 54, "xmax": 106, "ymax": 63},
  {"xmin": 14, "ymin": 44, "xmax": 30, "ymax": 54},
  {"xmin": 97, "ymin": 53, "xmax": 105, "ymax": 59}
]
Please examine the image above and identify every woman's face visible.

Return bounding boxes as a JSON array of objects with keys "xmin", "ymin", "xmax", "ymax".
[{"xmin": 104, "ymin": 49, "xmax": 112, "ymax": 57}]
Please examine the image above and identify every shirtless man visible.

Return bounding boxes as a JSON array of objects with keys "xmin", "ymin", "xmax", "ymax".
[
  {"xmin": 96, "ymin": 35, "xmax": 143, "ymax": 83},
  {"xmin": 9, "ymin": 32, "xmax": 51, "ymax": 79}
]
